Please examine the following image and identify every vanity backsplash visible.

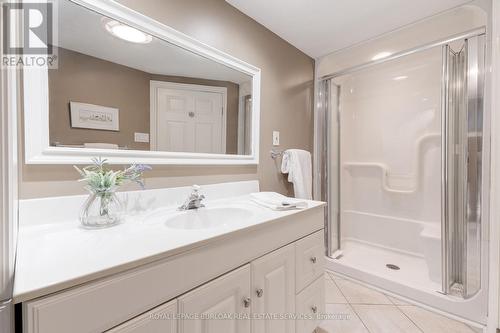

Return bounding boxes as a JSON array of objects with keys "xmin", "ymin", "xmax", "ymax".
[{"xmin": 18, "ymin": 180, "xmax": 260, "ymax": 227}]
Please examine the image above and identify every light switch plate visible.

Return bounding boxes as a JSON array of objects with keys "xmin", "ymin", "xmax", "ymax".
[
  {"xmin": 273, "ymin": 131, "xmax": 280, "ymax": 146},
  {"xmin": 134, "ymin": 132, "xmax": 150, "ymax": 143}
]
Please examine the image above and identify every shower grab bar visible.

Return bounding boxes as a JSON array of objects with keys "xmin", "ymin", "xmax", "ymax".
[
  {"xmin": 343, "ymin": 133, "xmax": 440, "ymax": 194},
  {"xmin": 344, "ymin": 163, "xmax": 416, "ymax": 194}
]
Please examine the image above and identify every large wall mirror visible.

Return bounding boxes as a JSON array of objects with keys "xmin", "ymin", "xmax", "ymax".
[{"xmin": 22, "ymin": 0, "xmax": 260, "ymax": 165}]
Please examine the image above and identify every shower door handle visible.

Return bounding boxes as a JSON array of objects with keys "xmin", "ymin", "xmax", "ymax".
[{"xmin": 440, "ymin": 44, "xmax": 450, "ymax": 295}]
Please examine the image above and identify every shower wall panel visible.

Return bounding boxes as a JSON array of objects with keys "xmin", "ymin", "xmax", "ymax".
[{"xmin": 333, "ymin": 47, "xmax": 443, "ymax": 258}]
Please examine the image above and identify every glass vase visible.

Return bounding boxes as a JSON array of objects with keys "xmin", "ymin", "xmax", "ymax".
[{"xmin": 80, "ymin": 188, "xmax": 123, "ymax": 229}]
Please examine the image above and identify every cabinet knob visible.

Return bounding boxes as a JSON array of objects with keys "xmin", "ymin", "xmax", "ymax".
[
  {"xmin": 243, "ymin": 297, "xmax": 252, "ymax": 308},
  {"xmin": 311, "ymin": 305, "xmax": 318, "ymax": 314},
  {"xmin": 310, "ymin": 256, "xmax": 317, "ymax": 264},
  {"xmin": 256, "ymin": 288, "xmax": 264, "ymax": 297}
]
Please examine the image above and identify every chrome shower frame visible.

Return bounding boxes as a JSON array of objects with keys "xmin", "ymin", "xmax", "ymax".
[{"xmin": 316, "ymin": 27, "xmax": 489, "ymax": 299}]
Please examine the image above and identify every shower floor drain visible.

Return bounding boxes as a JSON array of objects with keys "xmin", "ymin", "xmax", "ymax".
[{"xmin": 386, "ymin": 264, "xmax": 400, "ymax": 270}]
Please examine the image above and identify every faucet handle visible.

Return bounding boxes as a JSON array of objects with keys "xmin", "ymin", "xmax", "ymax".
[{"xmin": 191, "ymin": 185, "xmax": 204, "ymax": 200}]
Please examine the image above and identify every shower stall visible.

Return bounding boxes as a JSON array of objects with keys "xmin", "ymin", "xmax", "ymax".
[{"xmin": 317, "ymin": 28, "xmax": 489, "ymax": 323}]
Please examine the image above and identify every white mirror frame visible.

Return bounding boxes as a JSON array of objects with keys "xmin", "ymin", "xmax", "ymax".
[{"xmin": 22, "ymin": 0, "xmax": 261, "ymax": 165}]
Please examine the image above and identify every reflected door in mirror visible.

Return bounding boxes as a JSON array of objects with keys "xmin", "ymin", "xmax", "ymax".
[{"xmin": 154, "ymin": 84, "xmax": 225, "ymax": 154}]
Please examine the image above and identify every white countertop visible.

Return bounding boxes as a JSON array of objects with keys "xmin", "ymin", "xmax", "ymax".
[{"xmin": 14, "ymin": 193, "xmax": 324, "ymax": 303}]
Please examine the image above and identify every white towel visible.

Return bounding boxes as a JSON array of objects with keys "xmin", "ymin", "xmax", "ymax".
[
  {"xmin": 250, "ymin": 192, "xmax": 308, "ymax": 211},
  {"xmin": 84, "ymin": 143, "xmax": 119, "ymax": 149},
  {"xmin": 281, "ymin": 149, "xmax": 312, "ymax": 199}
]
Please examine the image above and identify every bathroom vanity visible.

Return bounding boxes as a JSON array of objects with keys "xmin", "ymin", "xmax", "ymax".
[
  {"xmin": 14, "ymin": 181, "xmax": 326, "ymax": 333},
  {"xmin": 8, "ymin": 0, "xmax": 325, "ymax": 331}
]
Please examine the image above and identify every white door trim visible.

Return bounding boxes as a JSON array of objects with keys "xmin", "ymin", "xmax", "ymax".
[
  {"xmin": 0, "ymin": 2, "xmax": 19, "ymax": 322},
  {"xmin": 149, "ymin": 81, "xmax": 227, "ymax": 153}
]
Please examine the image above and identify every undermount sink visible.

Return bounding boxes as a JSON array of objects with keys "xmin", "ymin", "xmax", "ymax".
[{"xmin": 163, "ymin": 206, "xmax": 254, "ymax": 230}]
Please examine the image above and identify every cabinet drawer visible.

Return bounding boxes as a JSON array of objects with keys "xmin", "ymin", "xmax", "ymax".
[
  {"xmin": 295, "ymin": 230, "xmax": 324, "ymax": 292},
  {"xmin": 106, "ymin": 300, "xmax": 177, "ymax": 333},
  {"xmin": 295, "ymin": 276, "xmax": 325, "ymax": 333}
]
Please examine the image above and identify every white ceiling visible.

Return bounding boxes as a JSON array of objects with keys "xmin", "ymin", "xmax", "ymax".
[
  {"xmin": 57, "ymin": 1, "xmax": 251, "ymax": 84},
  {"xmin": 226, "ymin": 0, "xmax": 472, "ymax": 58}
]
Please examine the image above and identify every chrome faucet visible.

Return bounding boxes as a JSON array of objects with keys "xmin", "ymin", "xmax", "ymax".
[{"xmin": 178, "ymin": 185, "xmax": 205, "ymax": 210}]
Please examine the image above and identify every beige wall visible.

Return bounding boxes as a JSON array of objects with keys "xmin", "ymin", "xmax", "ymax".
[
  {"xmin": 49, "ymin": 47, "xmax": 240, "ymax": 153},
  {"xmin": 49, "ymin": 47, "xmax": 151, "ymax": 150},
  {"xmin": 19, "ymin": 0, "xmax": 314, "ymax": 199}
]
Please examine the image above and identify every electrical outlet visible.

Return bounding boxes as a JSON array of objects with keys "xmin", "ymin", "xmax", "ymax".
[
  {"xmin": 273, "ymin": 131, "xmax": 280, "ymax": 146},
  {"xmin": 134, "ymin": 132, "xmax": 150, "ymax": 143}
]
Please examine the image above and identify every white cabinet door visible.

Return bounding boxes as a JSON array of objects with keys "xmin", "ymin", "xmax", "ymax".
[
  {"xmin": 106, "ymin": 300, "xmax": 177, "ymax": 333},
  {"xmin": 251, "ymin": 244, "xmax": 296, "ymax": 333},
  {"xmin": 178, "ymin": 265, "xmax": 251, "ymax": 333}
]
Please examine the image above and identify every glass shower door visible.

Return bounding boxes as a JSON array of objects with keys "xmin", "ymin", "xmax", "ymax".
[
  {"xmin": 317, "ymin": 79, "xmax": 341, "ymax": 257},
  {"xmin": 319, "ymin": 32, "xmax": 486, "ymax": 298},
  {"xmin": 321, "ymin": 45, "xmax": 444, "ymax": 284}
]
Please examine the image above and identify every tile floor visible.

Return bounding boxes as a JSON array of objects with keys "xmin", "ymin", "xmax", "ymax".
[{"xmin": 317, "ymin": 271, "xmax": 482, "ymax": 333}]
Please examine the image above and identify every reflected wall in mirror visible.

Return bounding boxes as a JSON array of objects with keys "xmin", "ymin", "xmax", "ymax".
[{"xmin": 49, "ymin": 0, "xmax": 253, "ymax": 155}]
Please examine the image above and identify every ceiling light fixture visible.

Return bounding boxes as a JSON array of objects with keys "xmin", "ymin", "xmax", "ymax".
[
  {"xmin": 393, "ymin": 75, "xmax": 408, "ymax": 81},
  {"xmin": 104, "ymin": 19, "xmax": 152, "ymax": 44},
  {"xmin": 371, "ymin": 51, "xmax": 392, "ymax": 61}
]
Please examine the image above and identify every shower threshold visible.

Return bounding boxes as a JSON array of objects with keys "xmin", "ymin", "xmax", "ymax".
[{"xmin": 326, "ymin": 239, "xmax": 487, "ymax": 324}]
